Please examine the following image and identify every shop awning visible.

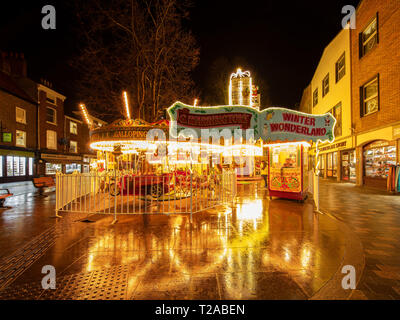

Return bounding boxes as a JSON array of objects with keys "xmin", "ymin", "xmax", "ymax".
[{"xmin": 0, "ymin": 149, "xmax": 35, "ymax": 158}]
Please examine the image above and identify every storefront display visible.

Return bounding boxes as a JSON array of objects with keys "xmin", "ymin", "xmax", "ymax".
[
  {"xmin": 326, "ymin": 152, "xmax": 337, "ymax": 178},
  {"xmin": 46, "ymin": 163, "xmax": 62, "ymax": 175},
  {"xmin": 363, "ymin": 140, "xmax": 397, "ymax": 189},
  {"xmin": 66, "ymin": 163, "xmax": 82, "ymax": 174}
]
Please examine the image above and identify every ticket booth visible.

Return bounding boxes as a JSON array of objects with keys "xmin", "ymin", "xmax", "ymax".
[{"xmin": 267, "ymin": 142, "xmax": 309, "ymax": 201}]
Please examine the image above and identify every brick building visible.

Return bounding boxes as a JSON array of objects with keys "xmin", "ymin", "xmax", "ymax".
[
  {"xmin": 0, "ymin": 51, "xmax": 96, "ymax": 181},
  {"xmin": 351, "ymin": 0, "xmax": 400, "ymax": 189},
  {"xmin": 0, "ymin": 54, "xmax": 37, "ymax": 183}
]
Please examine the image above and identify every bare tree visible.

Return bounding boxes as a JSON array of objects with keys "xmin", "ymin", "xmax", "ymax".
[{"xmin": 71, "ymin": 0, "xmax": 199, "ymax": 121}]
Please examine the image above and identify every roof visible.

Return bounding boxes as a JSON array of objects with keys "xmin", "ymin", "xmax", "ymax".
[{"xmin": 0, "ymin": 71, "xmax": 36, "ymax": 105}]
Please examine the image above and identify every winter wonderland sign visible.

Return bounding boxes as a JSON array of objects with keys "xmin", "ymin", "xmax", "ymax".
[{"xmin": 168, "ymin": 102, "xmax": 336, "ymax": 144}]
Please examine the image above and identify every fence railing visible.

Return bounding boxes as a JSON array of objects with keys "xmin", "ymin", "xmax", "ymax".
[{"xmin": 55, "ymin": 170, "xmax": 236, "ymax": 217}]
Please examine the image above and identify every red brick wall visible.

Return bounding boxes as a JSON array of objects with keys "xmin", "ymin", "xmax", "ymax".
[
  {"xmin": 64, "ymin": 118, "xmax": 92, "ymax": 154},
  {"xmin": 351, "ymin": 0, "xmax": 400, "ymax": 134}
]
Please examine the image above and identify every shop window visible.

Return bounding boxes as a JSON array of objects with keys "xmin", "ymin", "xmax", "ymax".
[
  {"xmin": 335, "ymin": 53, "xmax": 345, "ymax": 83},
  {"xmin": 313, "ymin": 88, "xmax": 318, "ymax": 107},
  {"xmin": 361, "ymin": 76, "xmax": 379, "ymax": 117},
  {"xmin": 322, "ymin": 74, "xmax": 329, "ymax": 97},
  {"xmin": 6, "ymin": 156, "xmax": 26, "ymax": 176},
  {"xmin": 29, "ymin": 158, "xmax": 34, "ymax": 176},
  {"xmin": 327, "ymin": 152, "xmax": 337, "ymax": 178},
  {"xmin": 70, "ymin": 121, "xmax": 78, "ymax": 135},
  {"xmin": 16, "ymin": 130, "xmax": 26, "ymax": 147},
  {"xmin": 46, "ymin": 130, "xmax": 57, "ymax": 150},
  {"xmin": 46, "ymin": 107, "xmax": 57, "ymax": 125},
  {"xmin": 70, "ymin": 141, "xmax": 78, "ymax": 153},
  {"xmin": 360, "ymin": 16, "xmax": 378, "ymax": 58},
  {"xmin": 16, "ymin": 107, "xmax": 26, "ymax": 124},
  {"xmin": 46, "ymin": 163, "xmax": 62, "ymax": 175},
  {"xmin": 364, "ymin": 144, "xmax": 396, "ymax": 179},
  {"xmin": 331, "ymin": 103, "xmax": 342, "ymax": 137},
  {"xmin": 66, "ymin": 163, "xmax": 81, "ymax": 174}
]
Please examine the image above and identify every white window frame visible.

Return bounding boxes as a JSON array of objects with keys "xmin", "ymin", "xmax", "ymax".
[
  {"xmin": 46, "ymin": 130, "xmax": 57, "ymax": 150},
  {"xmin": 16, "ymin": 107, "xmax": 26, "ymax": 124},
  {"xmin": 362, "ymin": 18, "xmax": 377, "ymax": 56},
  {"xmin": 15, "ymin": 130, "xmax": 26, "ymax": 147},
  {"xmin": 46, "ymin": 107, "xmax": 57, "ymax": 125},
  {"xmin": 362, "ymin": 77, "xmax": 379, "ymax": 116},
  {"xmin": 70, "ymin": 121, "xmax": 78, "ymax": 135},
  {"xmin": 70, "ymin": 140, "xmax": 78, "ymax": 153}
]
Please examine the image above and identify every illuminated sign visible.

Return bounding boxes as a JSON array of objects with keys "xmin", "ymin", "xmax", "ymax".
[
  {"xmin": 2, "ymin": 132, "xmax": 12, "ymax": 143},
  {"xmin": 168, "ymin": 101, "xmax": 336, "ymax": 144}
]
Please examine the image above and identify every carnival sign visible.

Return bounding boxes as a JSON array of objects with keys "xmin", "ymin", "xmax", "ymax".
[{"xmin": 168, "ymin": 102, "xmax": 336, "ymax": 144}]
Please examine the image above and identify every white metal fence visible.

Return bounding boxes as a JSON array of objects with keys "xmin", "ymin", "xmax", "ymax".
[{"xmin": 55, "ymin": 170, "xmax": 236, "ymax": 217}]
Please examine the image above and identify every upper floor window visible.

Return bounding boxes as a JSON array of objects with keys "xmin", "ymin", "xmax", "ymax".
[
  {"xmin": 16, "ymin": 130, "xmax": 26, "ymax": 147},
  {"xmin": 313, "ymin": 88, "xmax": 318, "ymax": 107},
  {"xmin": 70, "ymin": 140, "xmax": 78, "ymax": 153},
  {"xmin": 330, "ymin": 103, "xmax": 342, "ymax": 137},
  {"xmin": 70, "ymin": 121, "xmax": 78, "ymax": 135},
  {"xmin": 46, "ymin": 130, "xmax": 57, "ymax": 150},
  {"xmin": 46, "ymin": 107, "xmax": 57, "ymax": 125},
  {"xmin": 335, "ymin": 53, "xmax": 346, "ymax": 83},
  {"xmin": 46, "ymin": 92, "xmax": 56, "ymax": 105},
  {"xmin": 322, "ymin": 74, "xmax": 329, "ymax": 97},
  {"xmin": 360, "ymin": 16, "xmax": 378, "ymax": 58},
  {"xmin": 16, "ymin": 107, "xmax": 26, "ymax": 124},
  {"xmin": 361, "ymin": 76, "xmax": 379, "ymax": 117}
]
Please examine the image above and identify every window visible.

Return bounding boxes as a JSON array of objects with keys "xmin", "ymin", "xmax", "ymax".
[
  {"xmin": 335, "ymin": 53, "xmax": 345, "ymax": 83},
  {"xmin": 70, "ymin": 121, "xmax": 78, "ymax": 135},
  {"xmin": 46, "ymin": 107, "xmax": 56, "ymax": 124},
  {"xmin": 66, "ymin": 163, "xmax": 81, "ymax": 174},
  {"xmin": 16, "ymin": 130, "xmax": 26, "ymax": 147},
  {"xmin": 6, "ymin": 156, "xmax": 26, "ymax": 176},
  {"xmin": 16, "ymin": 107, "xmax": 26, "ymax": 124},
  {"xmin": 46, "ymin": 163, "xmax": 62, "ymax": 175},
  {"xmin": 360, "ymin": 16, "xmax": 378, "ymax": 57},
  {"xmin": 70, "ymin": 140, "xmax": 78, "ymax": 153},
  {"xmin": 0, "ymin": 156, "xmax": 2, "ymax": 177},
  {"xmin": 46, "ymin": 130, "xmax": 57, "ymax": 150},
  {"xmin": 46, "ymin": 93, "xmax": 56, "ymax": 105},
  {"xmin": 361, "ymin": 76, "xmax": 379, "ymax": 117},
  {"xmin": 29, "ymin": 158, "xmax": 34, "ymax": 176},
  {"xmin": 322, "ymin": 74, "xmax": 329, "ymax": 97},
  {"xmin": 313, "ymin": 88, "xmax": 318, "ymax": 107},
  {"xmin": 331, "ymin": 103, "xmax": 342, "ymax": 137}
]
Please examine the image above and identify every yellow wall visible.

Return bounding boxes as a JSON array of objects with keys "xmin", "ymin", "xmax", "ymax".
[{"xmin": 311, "ymin": 29, "xmax": 352, "ymax": 141}]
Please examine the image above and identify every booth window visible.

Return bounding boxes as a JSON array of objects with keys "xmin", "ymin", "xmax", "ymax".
[
  {"xmin": 335, "ymin": 53, "xmax": 345, "ymax": 83},
  {"xmin": 16, "ymin": 107, "xmax": 26, "ymax": 124},
  {"xmin": 70, "ymin": 121, "xmax": 78, "ymax": 135},
  {"xmin": 322, "ymin": 74, "xmax": 329, "ymax": 97},
  {"xmin": 46, "ymin": 130, "xmax": 57, "ymax": 150},
  {"xmin": 16, "ymin": 130, "xmax": 26, "ymax": 147},
  {"xmin": 313, "ymin": 88, "xmax": 318, "ymax": 107},
  {"xmin": 360, "ymin": 15, "xmax": 378, "ymax": 58},
  {"xmin": 46, "ymin": 107, "xmax": 57, "ymax": 125},
  {"xmin": 360, "ymin": 76, "xmax": 379, "ymax": 117}
]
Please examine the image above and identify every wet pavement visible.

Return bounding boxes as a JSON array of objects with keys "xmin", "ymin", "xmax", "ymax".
[
  {"xmin": 0, "ymin": 182, "xmax": 358, "ymax": 300},
  {"xmin": 319, "ymin": 179, "xmax": 400, "ymax": 300}
]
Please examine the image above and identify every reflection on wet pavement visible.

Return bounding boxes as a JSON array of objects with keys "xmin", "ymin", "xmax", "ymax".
[{"xmin": 0, "ymin": 183, "xmax": 349, "ymax": 300}]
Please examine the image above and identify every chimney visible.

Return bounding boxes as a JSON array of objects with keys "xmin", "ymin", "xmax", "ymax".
[{"xmin": 0, "ymin": 51, "xmax": 27, "ymax": 77}]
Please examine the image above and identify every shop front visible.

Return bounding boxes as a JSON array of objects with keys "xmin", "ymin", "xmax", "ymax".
[
  {"xmin": 0, "ymin": 149, "xmax": 36, "ymax": 183},
  {"xmin": 40, "ymin": 153, "xmax": 83, "ymax": 176},
  {"xmin": 341, "ymin": 149, "xmax": 356, "ymax": 182},
  {"xmin": 363, "ymin": 140, "xmax": 397, "ymax": 189}
]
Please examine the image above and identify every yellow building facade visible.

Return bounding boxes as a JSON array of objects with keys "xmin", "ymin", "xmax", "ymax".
[{"xmin": 310, "ymin": 28, "xmax": 355, "ymax": 182}]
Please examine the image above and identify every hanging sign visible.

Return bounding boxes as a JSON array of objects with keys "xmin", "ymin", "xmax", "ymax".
[{"xmin": 168, "ymin": 102, "xmax": 336, "ymax": 144}]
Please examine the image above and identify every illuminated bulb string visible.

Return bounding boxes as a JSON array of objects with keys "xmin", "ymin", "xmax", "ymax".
[
  {"xmin": 123, "ymin": 91, "xmax": 131, "ymax": 120},
  {"xmin": 80, "ymin": 104, "xmax": 91, "ymax": 126}
]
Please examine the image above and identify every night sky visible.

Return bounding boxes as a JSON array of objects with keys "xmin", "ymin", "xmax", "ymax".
[{"xmin": 0, "ymin": 0, "xmax": 360, "ymax": 114}]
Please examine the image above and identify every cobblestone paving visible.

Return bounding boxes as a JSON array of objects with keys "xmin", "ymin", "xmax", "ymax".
[{"xmin": 319, "ymin": 179, "xmax": 400, "ymax": 300}]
